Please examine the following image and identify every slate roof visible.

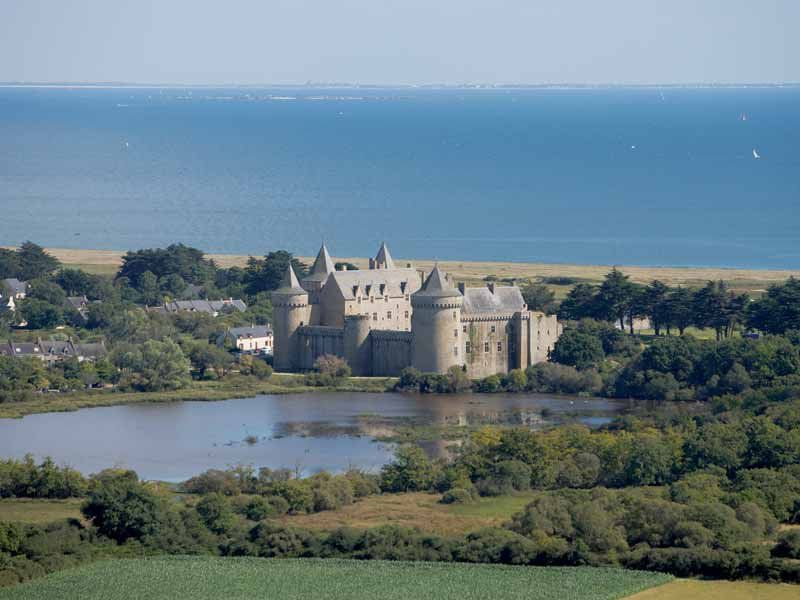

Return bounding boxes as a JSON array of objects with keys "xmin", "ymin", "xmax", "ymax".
[
  {"xmin": 1, "ymin": 339, "xmax": 107, "ymax": 360},
  {"xmin": 303, "ymin": 244, "xmax": 336, "ymax": 283},
  {"xmin": 462, "ymin": 286, "xmax": 526, "ymax": 314},
  {"xmin": 413, "ymin": 265, "xmax": 462, "ymax": 299},
  {"xmin": 326, "ymin": 268, "xmax": 421, "ymax": 300},
  {"xmin": 163, "ymin": 299, "xmax": 247, "ymax": 313},
  {"xmin": 274, "ymin": 264, "xmax": 307, "ymax": 296},
  {"xmin": 228, "ymin": 325, "xmax": 273, "ymax": 339},
  {"xmin": 374, "ymin": 242, "xmax": 395, "ymax": 269},
  {"xmin": 1, "ymin": 278, "xmax": 28, "ymax": 296}
]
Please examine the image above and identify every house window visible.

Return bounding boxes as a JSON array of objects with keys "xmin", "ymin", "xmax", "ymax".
[
  {"xmin": 490, "ymin": 325, "xmax": 496, "ymax": 333},
  {"xmin": 387, "ymin": 311, "xmax": 392, "ymax": 319},
  {"xmin": 372, "ymin": 313, "xmax": 378, "ymax": 321},
  {"xmin": 497, "ymin": 342, "xmax": 502, "ymax": 352},
  {"xmin": 466, "ymin": 342, "xmax": 471, "ymax": 354},
  {"xmin": 484, "ymin": 342, "xmax": 489, "ymax": 353}
]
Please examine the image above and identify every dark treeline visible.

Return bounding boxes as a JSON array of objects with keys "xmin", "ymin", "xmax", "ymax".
[{"xmin": 555, "ymin": 268, "xmax": 800, "ymax": 339}]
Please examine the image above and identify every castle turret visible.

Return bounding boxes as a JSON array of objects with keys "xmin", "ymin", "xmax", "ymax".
[
  {"xmin": 369, "ymin": 241, "xmax": 396, "ymax": 270},
  {"xmin": 344, "ymin": 314, "xmax": 372, "ymax": 376},
  {"xmin": 303, "ymin": 243, "xmax": 335, "ymax": 324},
  {"xmin": 271, "ymin": 264, "xmax": 310, "ymax": 371},
  {"xmin": 410, "ymin": 265, "xmax": 464, "ymax": 374}
]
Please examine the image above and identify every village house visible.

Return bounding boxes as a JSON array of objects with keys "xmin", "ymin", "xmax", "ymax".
[
  {"xmin": 0, "ymin": 338, "xmax": 107, "ymax": 364},
  {"xmin": 0, "ymin": 278, "xmax": 29, "ymax": 312},
  {"xmin": 151, "ymin": 298, "xmax": 247, "ymax": 317},
  {"xmin": 218, "ymin": 325, "xmax": 273, "ymax": 354}
]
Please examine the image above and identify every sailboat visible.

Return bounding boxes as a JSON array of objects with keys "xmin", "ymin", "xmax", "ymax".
[
  {"xmin": 752, "ymin": 148, "xmax": 761, "ymax": 159},
  {"xmin": 740, "ymin": 112, "xmax": 748, "ymax": 122}
]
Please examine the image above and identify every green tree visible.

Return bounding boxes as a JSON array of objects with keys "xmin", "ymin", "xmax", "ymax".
[
  {"xmin": 557, "ymin": 283, "xmax": 597, "ymax": 321},
  {"xmin": 196, "ymin": 493, "xmax": 235, "ymax": 534},
  {"xmin": 747, "ymin": 277, "xmax": 800, "ymax": 334},
  {"xmin": 380, "ymin": 445, "xmax": 433, "ymax": 492},
  {"xmin": 663, "ymin": 287, "xmax": 693, "ymax": 335},
  {"xmin": 245, "ymin": 251, "xmax": 308, "ymax": 295},
  {"xmin": 138, "ymin": 271, "xmax": 162, "ymax": 306},
  {"xmin": 113, "ymin": 339, "xmax": 190, "ymax": 392},
  {"xmin": 16, "ymin": 242, "xmax": 60, "ymax": 280},
  {"xmin": 645, "ymin": 280, "xmax": 670, "ymax": 336},
  {"xmin": 550, "ymin": 329, "xmax": 605, "ymax": 370},
  {"xmin": 81, "ymin": 472, "xmax": 169, "ymax": 543},
  {"xmin": 18, "ymin": 298, "xmax": 64, "ymax": 329},
  {"xmin": 521, "ymin": 283, "xmax": 556, "ymax": 314},
  {"xmin": 595, "ymin": 268, "xmax": 636, "ymax": 329}
]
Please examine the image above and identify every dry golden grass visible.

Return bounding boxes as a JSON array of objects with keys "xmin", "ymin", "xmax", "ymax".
[
  {"xmin": 280, "ymin": 492, "xmax": 535, "ymax": 536},
  {"xmin": 38, "ymin": 247, "xmax": 799, "ymax": 294},
  {"xmin": 627, "ymin": 579, "xmax": 799, "ymax": 600},
  {"xmin": 0, "ymin": 498, "xmax": 84, "ymax": 524}
]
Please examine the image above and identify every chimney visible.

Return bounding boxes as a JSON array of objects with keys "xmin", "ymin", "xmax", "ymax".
[
  {"xmin": 457, "ymin": 282, "xmax": 466, "ymax": 295},
  {"xmin": 487, "ymin": 282, "xmax": 496, "ymax": 294}
]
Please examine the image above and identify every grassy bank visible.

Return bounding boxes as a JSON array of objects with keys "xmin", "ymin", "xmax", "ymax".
[
  {"xmin": 42, "ymin": 247, "xmax": 800, "ymax": 295},
  {"xmin": 0, "ymin": 374, "xmax": 395, "ymax": 419},
  {"xmin": 0, "ymin": 557, "xmax": 673, "ymax": 600},
  {"xmin": 0, "ymin": 498, "xmax": 84, "ymax": 524}
]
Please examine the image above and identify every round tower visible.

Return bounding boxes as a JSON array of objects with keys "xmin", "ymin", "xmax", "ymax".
[
  {"xmin": 344, "ymin": 314, "xmax": 371, "ymax": 376},
  {"xmin": 271, "ymin": 264, "xmax": 309, "ymax": 372},
  {"xmin": 410, "ymin": 265, "xmax": 464, "ymax": 374}
]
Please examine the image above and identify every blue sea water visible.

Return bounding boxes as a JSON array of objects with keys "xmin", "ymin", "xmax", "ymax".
[{"xmin": 0, "ymin": 86, "xmax": 798, "ymax": 269}]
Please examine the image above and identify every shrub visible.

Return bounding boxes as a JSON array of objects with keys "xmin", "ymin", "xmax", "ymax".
[
  {"xmin": 440, "ymin": 488, "xmax": 476, "ymax": 505},
  {"xmin": 773, "ymin": 530, "xmax": 800, "ymax": 559}
]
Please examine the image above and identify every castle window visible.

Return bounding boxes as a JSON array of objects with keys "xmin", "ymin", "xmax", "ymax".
[
  {"xmin": 453, "ymin": 329, "xmax": 458, "ymax": 338},
  {"xmin": 384, "ymin": 295, "xmax": 389, "ymax": 302},
  {"xmin": 466, "ymin": 342, "xmax": 471, "ymax": 354},
  {"xmin": 484, "ymin": 342, "xmax": 489, "ymax": 353},
  {"xmin": 497, "ymin": 342, "xmax": 502, "ymax": 352},
  {"xmin": 454, "ymin": 346, "xmax": 459, "ymax": 356},
  {"xmin": 453, "ymin": 311, "xmax": 457, "ymax": 320},
  {"xmin": 405, "ymin": 294, "xmax": 409, "ymax": 301},
  {"xmin": 404, "ymin": 311, "xmax": 409, "ymax": 319},
  {"xmin": 490, "ymin": 325, "xmax": 496, "ymax": 333},
  {"xmin": 358, "ymin": 297, "xmax": 361, "ymax": 304},
  {"xmin": 371, "ymin": 296, "xmax": 374, "ymax": 303},
  {"xmin": 462, "ymin": 325, "xmax": 467, "ymax": 333},
  {"xmin": 372, "ymin": 313, "xmax": 378, "ymax": 321},
  {"xmin": 387, "ymin": 311, "xmax": 392, "ymax": 319}
]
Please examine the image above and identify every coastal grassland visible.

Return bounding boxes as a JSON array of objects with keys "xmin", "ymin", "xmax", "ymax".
[
  {"xmin": 42, "ymin": 248, "xmax": 800, "ymax": 295},
  {"xmin": 280, "ymin": 492, "xmax": 537, "ymax": 536},
  {"xmin": 0, "ymin": 374, "xmax": 395, "ymax": 419},
  {"xmin": 0, "ymin": 498, "xmax": 83, "ymax": 524},
  {"xmin": 0, "ymin": 557, "xmax": 673, "ymax": 600},
  {"xmin": 627, "ymin": 579, "xmax": 800, "ymax": 600}
]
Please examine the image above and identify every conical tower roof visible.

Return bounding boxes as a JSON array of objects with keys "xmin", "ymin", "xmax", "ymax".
[
  {"xmin": 413, "ymin": 264, "xmax": 462, "ymax": 298},
  {"xmin": 304, "ymin": 243, "xmax": 335, "ymax": 282},
  {"xmin": 274, "ymin": 264, "xmax": 307, "ymax": 296},
  {"xmin": 374, "ymin": 241, "xmax": 395, "ymax": 270}
]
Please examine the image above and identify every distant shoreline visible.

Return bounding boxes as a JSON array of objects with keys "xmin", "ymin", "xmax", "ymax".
[
  {"xmin": 25, "ymin": 247, "xmax": 799, "ymax": 293},
  {"xmin": 2, "ymin": 82, "xmax": 799, "ymax": 90}
]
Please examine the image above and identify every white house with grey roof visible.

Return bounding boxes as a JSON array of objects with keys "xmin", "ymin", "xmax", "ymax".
[
  {"xmin": 272, "ymin": 242, "xmax": 561, "ymax": 378},
  {"xmin": 219, "ymin": 325, "xmax": 273, "ymax": 354}
]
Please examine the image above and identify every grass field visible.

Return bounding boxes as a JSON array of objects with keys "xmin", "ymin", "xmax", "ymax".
[
  {"xmin": 0, "ymin": 499, "xmax": 83, "ymax": 524},
  {"xmin": 39, "ymin": 247, "xmax": 800, "ymax": 295},
  {"xmin": 628, "ymin": 579, "xmax": 800, "ymax": 600},
  {"xmin": 0, "ymin": 557, "xmax": 673, "ymax": 600},
  {"xmin": 281, "ymin": 492, "xmax": 536, "ymax": 536}
]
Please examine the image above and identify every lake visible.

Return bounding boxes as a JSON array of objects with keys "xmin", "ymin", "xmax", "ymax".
[{"xmin": 0, "ymin": 392, "xmax": 694, "ymax": 481}]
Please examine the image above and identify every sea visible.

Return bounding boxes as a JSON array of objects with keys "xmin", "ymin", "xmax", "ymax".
[{"xmin": 1, "ymin": 86, "xmax": 798, "ymax": 269}]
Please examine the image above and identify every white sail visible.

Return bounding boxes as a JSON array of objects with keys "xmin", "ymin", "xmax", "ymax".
[{"xmin": 752, "ymin": 149, "xmax": 760, "ymax": 159}]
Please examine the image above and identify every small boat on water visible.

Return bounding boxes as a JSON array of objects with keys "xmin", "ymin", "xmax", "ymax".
[
  {"xmin": 740, "ymin": 112, "xmax": 748, "ymax": 121},
  {"xmin": 752, "ymin": 148, "xmax": 761, "ymax": 159}
]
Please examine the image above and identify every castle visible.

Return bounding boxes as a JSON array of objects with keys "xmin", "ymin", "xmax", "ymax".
[{"xmin": 272, "ymin": 243, "xmax": 561, "ymax": 378}]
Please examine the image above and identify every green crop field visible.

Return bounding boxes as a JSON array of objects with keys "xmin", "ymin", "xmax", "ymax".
[{"xmin": 0, "ymin": 557, "xmax": 673, "ymax": 600}]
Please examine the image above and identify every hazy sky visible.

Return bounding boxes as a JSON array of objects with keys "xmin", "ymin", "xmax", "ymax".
[{"xmin": 2, "ymin": 0, "xmax": 797, "ymax": 84}]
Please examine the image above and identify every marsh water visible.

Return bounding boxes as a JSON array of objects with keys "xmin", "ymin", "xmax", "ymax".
[{"xmin": 0, "ymin": 392, "xmax": 693, "ymax": 481}]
